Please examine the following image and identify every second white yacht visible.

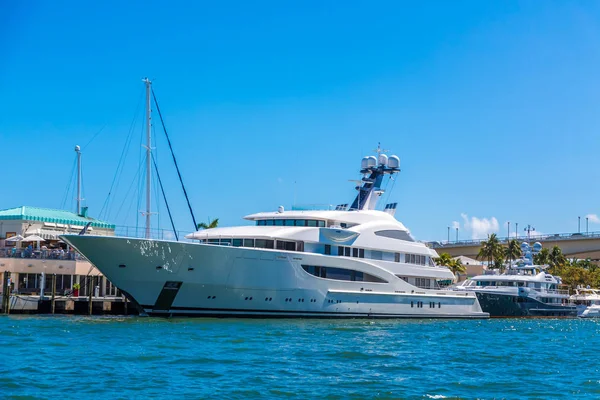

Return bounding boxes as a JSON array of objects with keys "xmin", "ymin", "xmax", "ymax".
[{"xmin": 62, "ymin": 149, "xmax": 487, "ymax": 318}]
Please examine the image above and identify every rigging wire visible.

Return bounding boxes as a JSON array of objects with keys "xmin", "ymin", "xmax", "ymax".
[
  {"xmin": 82, "ymin": 124, "xmax": 107, "ymax": 150},
  {"xmin": 382, "ymin": 174, "xmax": 398, "ymax": 210},
  {"xmin": 152, "ymin": 153, "xmax": 179, "ymax": 241},
  {"xmin": 99, "ymin": 88, "xmax": 144, "ymax": 220},
  {"xmin": 60, "ymin": 156, "xmax": 77, "ymax": 210},
  {"xmin": 114, "ymin": 158, "xmax": 145, "ymax": 222},
  {"xmin": 152, "ymin": 88, "xmax": 198, "ymax": 230}
]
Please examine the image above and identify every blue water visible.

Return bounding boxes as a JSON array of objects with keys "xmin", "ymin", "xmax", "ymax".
[{"xmin": 1, "ymin": 317, "xmax": 599, "ymax": 399}]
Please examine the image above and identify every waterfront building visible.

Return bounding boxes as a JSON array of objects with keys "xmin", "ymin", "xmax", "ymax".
[{"xmin": 0, "ymin": 206, "xmax": 118, "ymax": 297}]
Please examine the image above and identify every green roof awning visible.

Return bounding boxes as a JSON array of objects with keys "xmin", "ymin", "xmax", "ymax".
[{"xmin": 0, "ymin": 206, "xmax": 115, "ymax": 229}]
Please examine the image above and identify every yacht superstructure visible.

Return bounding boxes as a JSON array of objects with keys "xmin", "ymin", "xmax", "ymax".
[
  {"xmin": 570, "ymin": 287, "xmax": 600, "ymax": 317},
  {"xmin": 62, "ymin": 148, "xmax": 487, "ymax": 318},
  {"xmin": 456, "ymin": 243, "xmax": 576, "ymax": 317}
]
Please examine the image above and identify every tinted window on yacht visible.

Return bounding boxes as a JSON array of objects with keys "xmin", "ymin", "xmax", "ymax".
[
  {"xmin": 371, "ymin": 250, "xmax": 383, "ymax": 260},
  {"xmin": 317, "ymin": 220, "xmax": 325, "ymax": 227},
  {"xmin": 359, "ymin": 249, "xmax": 365, "ymax": 258},
  {"xmin": 324, "ymin": 245, "xmax": 331, "ymax": 255},
  {"xmin": 257, "ymin": 220, "xmax": 266, "ymax": 226},
  {"xmin": 243, "ymin": 239, "xmax": 254, "ymax": 247},
  {"xmin": 275, "ymin": 219, "xmax": 284, "ymax": 226},
  {"xmin": 344, "ymin": 247, "xmax": 351, "ymax": 257},
  {"xmin": 220, "ymin": 239, "xmax": 232, "ymax": 246},
  {"xmin": 207, "ymin": 239, "xmax": 219, "ymax": 244},
  {"xmin": 255, "ymin": 239, "xmax": 275, "ymax": 249},
  {"xmin": 295, "ymin": 220, "xmax": 306, "ymax": 226},
  {"xmin": 284, "ymin": 219, "xmax": 295, "ymax": 226},
  {"xmin": 301, "ymin": 265, "xmax": 387, "ymax": 283},
  {"xmin": 338, "ymin": 246, "xmax": 344, "ymax": 256},
  {"xmin": 276, "ymin": 241, "xmax": 296, "ymax": 251},
  {"xmin": 266, "ymin": 220, "xmax": 275, "ymax": 226},
  {"xmin": 374, "ymin": 230, "xmax": 415, "ymax": 242},
  {"xmin": 352, "ymin": 248, "xmax": 358, "ymax": 258},
  {"xmin": 233, "ymin": 239, "xmax": 243, "ymax": 247},
  {"xmin": 395, "ymin": 253, "xmax": 400, "ymax": 262},
  {"xmin": 307, "ymin": 220, "xmax": 318, "ymax": 227}
]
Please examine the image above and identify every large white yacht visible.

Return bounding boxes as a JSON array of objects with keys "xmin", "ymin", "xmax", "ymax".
[
  {"xmin": 456, "ymin": 243, "xmax": 576, "ymax": 317},
  {"xmin": 61, "ymin": 150, "xmax": 487, "ymax": 318}
]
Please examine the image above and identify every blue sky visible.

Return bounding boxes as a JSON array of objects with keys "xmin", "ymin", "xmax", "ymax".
[{"xmin": 2, "ymin": 1, "xmax": 600, "ymax": 241}]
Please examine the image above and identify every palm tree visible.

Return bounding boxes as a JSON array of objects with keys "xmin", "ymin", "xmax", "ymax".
[
  {"xmin": 549, "ymin": 246, "xmax": 566, "ymax": 269},
  {"xmin": 477, "ymin": 233, "xmax": 502, "ymax": 269},
  {"xmin": 434, "ymin": 252, "xmax": 453, "ymax": 267},
  {"xmin": 448, "ymin": 258, "xmax": 467, "ymax": 281},
  {"xmin": 533, "ymin": 247, "xmax": 550, "ymax": 265},
  {"xmin": 197, "ymin": 218, "xmax": 219, "ymax": 230},
  {"xmin": 504, "ymin": 239, "xmax": 522, "ymax": 269}
]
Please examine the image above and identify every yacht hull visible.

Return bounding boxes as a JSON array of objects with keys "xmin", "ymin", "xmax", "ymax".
[
  {"xmin": 475, "ymin": 292, "xmax": 576, "ymax": 317},
  {"xmin": 61, "ymin": 235, "xmax": 488, "ymax": 319}
]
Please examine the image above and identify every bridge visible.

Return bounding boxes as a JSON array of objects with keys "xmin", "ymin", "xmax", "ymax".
[{"xmin": 428, "ymin": 231, "xmax": 600, "ymax": 261}]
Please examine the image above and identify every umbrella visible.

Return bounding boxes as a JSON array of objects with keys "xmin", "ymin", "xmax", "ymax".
[
  {"xmin": 23, "ymin": 234, "xmax": 45, "ymax": 250},
  {"xmin": 5, "ymin": 234, "xmax": 25, "ymax": 242},
  {"xmin": 22, "ymin": 235, "xmax": 46, "ymax": 242}
]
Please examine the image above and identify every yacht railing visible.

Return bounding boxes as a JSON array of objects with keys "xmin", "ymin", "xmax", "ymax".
[{"xmin": 291, "ymin": 204, "xmax": 336, "ymax": 211}]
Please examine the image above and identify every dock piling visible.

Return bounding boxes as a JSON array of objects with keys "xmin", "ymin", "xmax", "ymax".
[
  {"xmin": 51, "ymin": 273, "xmax": 56, "ymax": 314},
  {"xmin": 88, "ymin": 276, "xmax": 93, "ymax": 316},
  {"xmin": 2, "ymin": 271, "xmax": 9, "ymax": 314}
]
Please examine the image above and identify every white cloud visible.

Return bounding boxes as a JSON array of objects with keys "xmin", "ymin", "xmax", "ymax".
[
  {"xmin": 452, "ymin": 221, "xmax": 460, "ymax": 230},
  {"xmin": 586, "ymin": 214, "xmax": 600, "ymax": 224},
  {"xmin": 460, "ymin": 213, "xmax": 499, "ymax": 239}
]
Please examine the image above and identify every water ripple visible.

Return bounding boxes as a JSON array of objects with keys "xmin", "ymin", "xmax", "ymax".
[{"xmin": 1, "ymin": 316, "xmax": 600, "ymax": 398}]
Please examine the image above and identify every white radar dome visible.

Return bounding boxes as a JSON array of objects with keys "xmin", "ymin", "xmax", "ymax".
[
  {"xmin": 361, "ymin": 157, "xmax": 369, "ymax": 169},
  {"xmin": 366, "ymin": 156, "xmax": 377, "ymax": 168},
  {"xmin": 388, "ymin": 155, "xmax": 400, "ymax": 169},
  {"xmin": 75, "ymin": 145, "xmax": 81, "ymax": 152},
  {"xmin": 277, "ymin": 205, "xmax": 284, "ymax": 213},
  {"xmin": 533, "ymin": 242, "xmax": 542, "ymax": 252},
  {"xmin": 520, "ymin": 242, "xmax": 530, "ymax": 252},
  {"xmin": 378, "ymin": 154, "xmax": 388, "ymax": 166}
]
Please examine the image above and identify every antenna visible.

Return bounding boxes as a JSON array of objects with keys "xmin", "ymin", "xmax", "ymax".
[{"xmin": 373, "ymin": 142, "xmax": 389, "ymax": 155}]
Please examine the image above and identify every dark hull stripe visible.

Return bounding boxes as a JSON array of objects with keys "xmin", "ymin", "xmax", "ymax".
[{"xmin": 140, "ymin": 305, "xmax": 487, "ymax": 319}]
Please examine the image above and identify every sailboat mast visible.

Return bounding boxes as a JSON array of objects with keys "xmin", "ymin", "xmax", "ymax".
[
  {"xmin": 143, "ymin": 77, "xmax": 152, "ymax": 239},
  {"xmin": 75, "ymin": 145, "xmax": 82, "ymax": 215}
]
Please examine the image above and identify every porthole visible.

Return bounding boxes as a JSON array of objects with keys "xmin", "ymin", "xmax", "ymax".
[{"xmin": 245, "ymin": 297, "xmax": 248, "ymax": 300}]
